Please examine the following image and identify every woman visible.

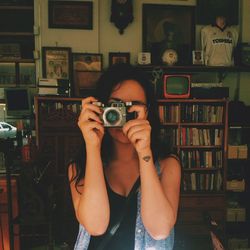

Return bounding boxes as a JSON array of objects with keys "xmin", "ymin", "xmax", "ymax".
[{"xmin": 68, "ymin": 63, "xmax": 181, "ymax": 249}]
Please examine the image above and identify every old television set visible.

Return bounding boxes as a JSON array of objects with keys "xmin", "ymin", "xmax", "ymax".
[
  {"xmin": 4, "ymin": 88, "xmax": 32, "ymax": 117},
  {"xmin": 163, "ymin": 74, "xmax": 191, "ymax": 98}
]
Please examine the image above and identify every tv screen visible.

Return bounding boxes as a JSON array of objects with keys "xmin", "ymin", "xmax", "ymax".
[
  {"xmin": 164, "ymin": 74, "xmax": 191, "ymax": 98},
  {"xmin": 4, "ymin": 88, "xmax": 31, "ymax": 117}
]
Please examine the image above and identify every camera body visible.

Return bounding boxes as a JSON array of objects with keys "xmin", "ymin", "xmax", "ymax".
[{"xmin": 93, "ymin": 101, "xmax": 136, "ymax": 127}]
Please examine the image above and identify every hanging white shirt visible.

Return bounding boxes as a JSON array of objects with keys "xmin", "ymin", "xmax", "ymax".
[{"xmin": 201, "ymin": 25, "xmax": 238, "ymax": 66}]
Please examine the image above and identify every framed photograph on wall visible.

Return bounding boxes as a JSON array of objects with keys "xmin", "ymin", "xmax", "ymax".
[
  {"xmin": 72, "ymin": 53, "xmax": 102, "ymax": 96},
  {"xmin": 142, "ymin": 4, "xmax": 195, "ymax": 65},
  {"xmin": 73, "ymin": 53, "xmax": 102, "ymax": 72},
  {"xmin": 49, "ymin": 1, "xmax": 93, "ymax": 29},
  {"xmin": 109, "ymin": 52, "xmax": 130, "ymax": 66},
  {"xmin": 42, "ymin": 47, "xmax": 72, "ymax": 80},
  {"xmin": 192, "ymin": 50, "xmax": 204, "ymax": 65}
]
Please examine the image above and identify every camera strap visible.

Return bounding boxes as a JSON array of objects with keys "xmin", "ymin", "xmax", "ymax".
[{"xmin": 96, "ymin": 177, "xmax": 141, "ymax": 250}]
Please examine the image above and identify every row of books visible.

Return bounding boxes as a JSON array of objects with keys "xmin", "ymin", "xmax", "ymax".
[
  {"xmin": 183, "ymin": 172, "xmax": 223, "ymax": 191},
  {"xmin": 180, "ymin": 104, "xmax": 224, "ymax": 123},
  {"xmin": 158, "ymin": 104, "xmax": 224, "ymax": 123},
  {"xmin": 39, "ymin": 101, "xmax": 82, "ymax": 115},
  {"xmin": 180, "ymin": 150, "xmax": 223, "ymax": 169},
  {"xmin": 180, "ymin": 128, "xmax": 223, "ymax": 146},
  {"xmin": 158, "ymin": 105, "xmax": 179, "ymax": 123}
]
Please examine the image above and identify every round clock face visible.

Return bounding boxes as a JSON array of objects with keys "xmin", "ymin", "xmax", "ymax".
[{"xmin": 162, "ymin": 49, "xmax": 178, "ymax": 66}]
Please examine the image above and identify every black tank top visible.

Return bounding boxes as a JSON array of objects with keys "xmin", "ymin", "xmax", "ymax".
[{"xmin": 88, "ymin": 180, "xmax": 138, "ymax": 250}]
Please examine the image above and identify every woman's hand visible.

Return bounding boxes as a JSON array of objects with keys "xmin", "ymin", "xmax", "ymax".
[
  {"xmin": 123, "ymin": 104, "xmax": 151, "ymax": 154},
  {"xmin": 78, "ymin": 97, "xmax": 104, "ymax": 148}
]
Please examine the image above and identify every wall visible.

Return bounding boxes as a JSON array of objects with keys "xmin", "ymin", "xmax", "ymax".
[{"xmin": 34, "ymin": 0, "xmax": 250, "ymax": 104}]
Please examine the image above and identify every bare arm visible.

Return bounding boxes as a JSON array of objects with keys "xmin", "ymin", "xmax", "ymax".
[
  {"xmin": 68, "ymin": 97, "xmax": 110, "ymax": 235},
  {"xmin": 138, "ymin": 150, "xmax": 181, "ymax": 240},
  {"xmin": 123, "ymin": 104, "xmax": 181, "ymax": 240}
]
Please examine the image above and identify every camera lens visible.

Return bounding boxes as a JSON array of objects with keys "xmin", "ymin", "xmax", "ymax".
[{"xmin": 105, "ymin": 109, "xmax": 120, "ymax": 125}]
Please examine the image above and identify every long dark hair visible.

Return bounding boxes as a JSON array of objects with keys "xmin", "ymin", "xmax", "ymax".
[{"xmin": 69, "ymin": 63, "xmax": 173, "ymax": 187}]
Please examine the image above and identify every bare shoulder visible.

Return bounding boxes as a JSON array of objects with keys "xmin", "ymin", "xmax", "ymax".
[{"xmin": 159, "ymin": 154, "xmax": 181, "ymax": 177}]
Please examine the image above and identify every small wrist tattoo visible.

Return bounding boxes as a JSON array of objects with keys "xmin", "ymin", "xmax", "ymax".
[{"xmin": 142, "ymin": 155, "xmax": 151, "ymax": 162}]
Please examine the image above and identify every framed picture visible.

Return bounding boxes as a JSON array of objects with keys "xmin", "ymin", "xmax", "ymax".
[
  {"xmin": 19, "ymin": 62, "xmax": 36, "ymax": 86},
  {"xmin": 73, "ymin": 71, "xmax": 102, "ymax": 96},
  {"xmin": 73, "ymin": 53, "xmax": 102, "ymax": 72},
  {"xmin": 72, "ymin": 53, "xmax": 102, "ymax": 96},
  {"xmin": 109, "ymin": 52, "xmax": 130, "ymax": 66},
  {"xmin": 42, "ymin": 47, "xmax": 72, "ymax": 80},
  {"xmin": 0, "ymin": 62, "xmax": 16, "ymax": 86},
  {"xmin": 49, "ymin": 1, "xmax": 93, "ymax": 30},
  {"xmin": 192, "ymin": 50, "xmax": 204, "ymax": 65},
  {"xmin": 142, "ymin": 4, "xmax": 195, "ymax": 65}
]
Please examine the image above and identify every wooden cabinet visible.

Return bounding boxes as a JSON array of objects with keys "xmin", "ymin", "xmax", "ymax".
[
  {"xmin": 34, "ymin": 96, "xmax": 83, "ymax": 175},
  {"xmin": 0, "ymin": 176, "xmax": 20, "ymax": 250},
  {"xmin": 34, "ymin": 96, "xmax": 81, "ymax": 245},
  {"xmin": 158, "ymin": 99, "xmax": 228, "ymax": 238}
]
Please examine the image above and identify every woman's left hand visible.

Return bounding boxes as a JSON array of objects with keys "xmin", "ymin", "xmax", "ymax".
[{"xmin": 123, "ymin": 104, "xmax": 151, "ymax": 154}]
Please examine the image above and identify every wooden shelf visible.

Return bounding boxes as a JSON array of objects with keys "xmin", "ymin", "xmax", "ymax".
[
  {"xmin": 0, "ymin": 32, "xmax": 34, "ymax": 36},
  {"xmin": 181, "ymin": 193, "xmax": 225, "ymax": 197},
  {"xmin": 137, "ymin": 64, "xmax": 250, "ymax": 73},
  {"xmin": 0, "ymin": 58, "xmax": 34, "ymax": 63},
  {"xmin": 158, "ymin": 98, "xmax": 228, "ymax": 103},
  {"xmin": 178, "ymin": 145, "xmax": 222, "ymax": 149},
  {"xmin": 183, "ymin": 167, "xmax": 221, "ymax": 171},
  {"xmin": 0, "ymin": 6, "xmax": 33, "ymax": 10}
]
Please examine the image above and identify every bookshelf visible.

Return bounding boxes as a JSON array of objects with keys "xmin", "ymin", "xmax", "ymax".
[
  {"xmin": 34, "ymin": 96, "xmax": 229, "ymax": 245},
  {"xmin": 226, "ymin": 125, "xmax": 250, "ymax": 249},
  {"xmin": 0, "ymin": 1, "xmax": 35, "ymax": 87},
  {"xmin": 158, "ymin": 98, "xmax": 228, "ymax": 238}
]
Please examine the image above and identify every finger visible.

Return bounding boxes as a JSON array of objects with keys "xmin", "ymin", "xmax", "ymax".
[
  {"xmin": 129, "ymin": 129, "xmax": 150, "ymax": 145},
  {"xmin": 128, "ymin": 105, "xmax": 147, "ymax": 120},
  {"xmin": 82, "ymin": 103, "xmax": 102, "ymax": 115},
  {"xmin": 81, "ymin": 96, "xmax": 97, "ymax": 106},
  {"xmin": 80, "ymin": 109, "xmax": 102, "ymax": 123},
  {"xmin": 79, "ymin": 120, "xmax": 104, "ymax": 135},
  {"xmin": 126, "ymin": 123, "xmax": 151, "ymax": 139},
  {"xmin": 123, "ymin": 119, "xmax": 149, "ymax": 135}
]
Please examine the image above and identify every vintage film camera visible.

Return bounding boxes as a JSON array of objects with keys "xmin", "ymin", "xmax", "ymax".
[{"xmin": 93, "ymin": 101, "xmax": 136, "ymax": 127}]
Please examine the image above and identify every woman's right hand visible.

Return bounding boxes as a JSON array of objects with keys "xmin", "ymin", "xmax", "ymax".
[{"xmin": 78, "ymin": 96, "xmax": 104, "ymax": 147}]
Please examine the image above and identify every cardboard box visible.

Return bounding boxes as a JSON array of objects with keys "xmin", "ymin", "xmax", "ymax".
[
  {"xmin": 227, "ymin": 208, "xmax": 246, "ymax": 222},
  {"xmin": 228, "ymin": 145, "xmax": 248, "ymax": 159},
  {"xmin": 228, "ymin": 238, "xmax": 248, "ymax": 250},
  {"xmin": 227, "ymin": 179, "xmax": 245, "ymax": 192}
]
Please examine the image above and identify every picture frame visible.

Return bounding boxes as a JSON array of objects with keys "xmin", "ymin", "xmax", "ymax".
[
  {"xmin": 73, "ymin": 53, "xmax": 103, "ymax": 72},
  {"xmin": 42, "ymin": 47, "xmax": 72, "ymax": 80},
  {"xmin": 0, "ymin": 62, "xmax": 16, "ymax": 87},
  {"xmin": 192, "ymin": 50, "xmax": 204, "ymax": 65},
  {"xmin": 48, "ymin": 1, "xmax": 93, "ymax": 30},
  {"xmin": 72, "ymin": 53, "xmax": 102, "ymax": 96},
  {"xmin": 142, "ymin": 4, "xmax": 195, "ymax": 65},
  {"xmin": 19, "ymin": 62, "xmax": 36, "ymax": 86},
  {"xmin": 73, "ymin": 71, "xmax": 102, "ymax": 96},
  {"xmin": 109, "ymin": 52, "xmax": 130, "ymax": 66}
]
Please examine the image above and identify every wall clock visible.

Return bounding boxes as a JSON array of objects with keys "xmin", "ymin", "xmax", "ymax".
[{"xmin": 110, "ymin": 0, "xmax": 133, "ymax": 34}]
